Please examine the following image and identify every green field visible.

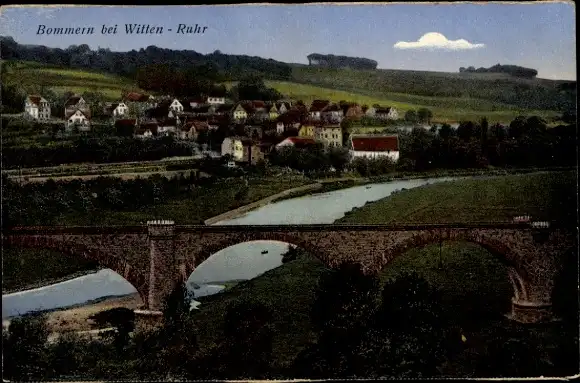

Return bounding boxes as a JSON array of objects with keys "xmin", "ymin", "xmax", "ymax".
[
  {"xmin": 338, "ymin": 171, "xmax": 577, "ymax": 225},
  {"xmin": 290, "ymin": 65, "xmax": 573, "ymax": 113},
  {"xmin": 261, "ymin": 80, "xmax": 558, "ymax": 123},
  {"xmin": 3, "ymin": 60, "xmax": 144, "ymax": 101}
]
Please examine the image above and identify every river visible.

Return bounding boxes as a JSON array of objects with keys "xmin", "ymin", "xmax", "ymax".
[{"xmin": 2, "ymin": 176, "xmax": 461, "ymax": 318}]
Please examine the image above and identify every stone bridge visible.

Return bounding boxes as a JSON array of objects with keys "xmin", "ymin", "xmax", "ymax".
[{"xmin": 2, "ymin": 221, "xmax": 576, "ymax": 323}]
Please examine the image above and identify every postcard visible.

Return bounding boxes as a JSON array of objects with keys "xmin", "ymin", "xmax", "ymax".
[{"xmin": 1, "ymin": 2, "xmax": 578, "ymax": 381}]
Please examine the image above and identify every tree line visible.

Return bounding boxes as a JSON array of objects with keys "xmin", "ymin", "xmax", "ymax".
[
  {"xmin": 0, "ymin": 36, "xmax": 292, "ymax": 81},
  {"xmin": 459, "ymin": 64, "xmax": 538, "ymax": 78},
  {"xmin": 307, "ymin": 53, "xmax": 378, "ymax": 70}
]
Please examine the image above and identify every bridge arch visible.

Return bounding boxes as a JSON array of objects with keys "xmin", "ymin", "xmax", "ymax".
[
  {"xmin": 3, "ymin": 236, "xmax": 149, "ymax": 305},
  {"xmin": 181, "ymin": 232, "xmax": 332, "ymax": 281},
  {"xmin": 380, "ymin": 230, "xmax": 530, "ymax": 302}
]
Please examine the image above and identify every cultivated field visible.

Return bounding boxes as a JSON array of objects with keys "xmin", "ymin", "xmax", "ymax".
[{"xmin": 2, "ymin": 60, "xmax": 144, "ymax": 101}]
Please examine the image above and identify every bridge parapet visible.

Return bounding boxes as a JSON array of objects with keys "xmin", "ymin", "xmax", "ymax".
[{"xmin": 147, "ymin": 220, "xmax": 175, "ymax": 238}]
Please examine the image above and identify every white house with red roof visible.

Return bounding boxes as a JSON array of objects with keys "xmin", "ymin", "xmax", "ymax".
[{"xmin": 350, "ymin": 134, "xmax": 400, "ymax": 162}]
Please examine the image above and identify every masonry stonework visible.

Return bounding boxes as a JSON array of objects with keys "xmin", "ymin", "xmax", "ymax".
[{"xmin": 3, "ymin": 223, "xmax": 576, "ymax": 323}]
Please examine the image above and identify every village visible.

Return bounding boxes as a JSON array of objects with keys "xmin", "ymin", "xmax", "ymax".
[{"xmin": 22, "ymin": 92, "xmax": 402, "ymax": 166}]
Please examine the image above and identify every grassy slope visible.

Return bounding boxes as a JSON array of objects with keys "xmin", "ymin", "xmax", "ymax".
[
  {"xmin": 260, "ymin": 80, "xmax": 557, "ymax": 123},
  {"xmin": 3, "ymin": 60, "xmax": 144, "ymax": 101},
  {"xmin": 188, "ymin": 171, "xmax": 576, "ymax": 371},
  {"xmin": 337, "ymin": 171, "xmax": 577, "ymax": 225}
]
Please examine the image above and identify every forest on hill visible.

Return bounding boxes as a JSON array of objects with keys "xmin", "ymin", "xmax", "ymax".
[
  {"xmin": 306, "ymin": 53, "xmax": 378, "ymax": 70},
  {"xmin": 459, "ymin": 64, "xmax": 538, "ymax": 78},
  {"xmin": 0, "ymin": 36, "xmax": 292, "ymax": 81}
]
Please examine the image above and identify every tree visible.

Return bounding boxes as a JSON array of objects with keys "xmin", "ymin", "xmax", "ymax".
[
  {"xmin": 88, "ymin": 307, "xmax": 135, "ymax": 351},
  {"xmin": 293, "ymin": 262, "xmax": 380, "ymax": 378},
  {"xmin": 374, "ymin": 272, "xmax": 450, "ymax": 378},
  {"xmin": 417, "ymin": 108, "xmax": 433, "ymax": 124},
  {"xmin": 3, "ymin": 314, "xmax": 50, "ymax": 380},
  {"xmin": 404, "ymin": 109, "xmax": 419, "ymax": 124},
  {"xmin": 328, "ymin": 147, "xmax": 351, "ymax": 174}
]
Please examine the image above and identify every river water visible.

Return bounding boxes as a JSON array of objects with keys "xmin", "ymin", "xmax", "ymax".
[{"xmin": 2, "ymin": 176, "xmax": 461, "ymax": 318}]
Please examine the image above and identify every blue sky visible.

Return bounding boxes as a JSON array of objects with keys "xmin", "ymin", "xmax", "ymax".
[{"xmin": 0, "ymin": 3, "xmax": 576, "ymax": 80}]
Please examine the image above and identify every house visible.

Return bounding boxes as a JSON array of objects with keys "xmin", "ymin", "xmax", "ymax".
[
  {"xmin": 169, "ymin": 99, "xmax": 184, "ymax": 113},
  {"xmin": 321, "ymin": 103, "xmax": 344, "ymax": 123},
  {"xmin": 180, "ymin": 120, "xmax": 209, "ymax": 140},
  {"xmin": 157, "ymin": 118, "xmax": 178, "ymax": 136},
  {"xmin": 276, "ymin": 101, "xmax": 291, "ymax": 115},
  {"xmin": 24, "ymin": 95, "xmax": 51, "ymax": 120},
  {"xmin": 64, "ymin": 95, "xmax": 90, "ymax": 120},
  {"xmin": 375, "ymin": 107, "xmax": 399, "ymax": 120},
  {"xmin": 232, "ymin": 103, "xmax": 251, "ymax": 121},
  {"xmin": 298, "ymin": 122, "xmax": 317, "ymax": 138},
  {"xmin": 276, "ymin": 136, "xmax": 319, "ymax": 149},
  {"xmin": 345, "ymin": 104, "xmax": 364, "ymax": 119},
  {"xmin": 135, "ymin": 122, "xmax": 159, "ymax": 139},
  {"xmin": 276, "ymin": 121, "xmax": 285, "ymax": 135},
  {"xmin": 221, "ymin": 136, "xmax": 245, "ymax": 161},
  {"xmin": 309, "ymin": 100, "xmax": 331, "ymax": 120},
  {"xmin": 350, "ymin": 134, "xmax": 400, "ymax": 162},
  {"xmin": 65, "ymin": 110, "xmax": 91, "ymax": 131},
  {"xmin": 103, "ymin": 102, "xmax": 128, "ymax": 118},
  {"xmin": 364, "ymin": 106, "xmax": 376, "ymax": 117},
  {"xmin": 207, "ymin": 94, "xmax": 226, "ymax": 105},
  {"xmin": 314, "ymin": 125, "xmax": 343, "ymax": 149},
  {"xmin": 248, "ymin": 101, "xmax": 268, "ymax": 121},
  {"xmin": 124, "ymin": 92, "xmax": 156, "ymax": 115},
  {"xmin": 268, "ymin": 104, "xmax": 279, "ymax": 120}
]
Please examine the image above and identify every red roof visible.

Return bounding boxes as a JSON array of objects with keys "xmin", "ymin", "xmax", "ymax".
[
  {"xmin": 351, "ymin": 135, "xmax": 399, "ymax": 152},
  {"xmin": 28, "ymin": 95, "xmax": 42, "ymax": 105},
  {"xmin": 125, "ymin": 92, "xmax": 151, "ymax": 102},
  {"xmin": 284, "ymin": 137, "xmax": 316, "ymax": 145},
  {"xmin": 309, "ymin": 100, "xmax": 330, "ymax": 112}
]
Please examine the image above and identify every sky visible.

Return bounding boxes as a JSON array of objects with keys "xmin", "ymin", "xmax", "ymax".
[{"xmin": 0, "ymin": 3, "xmax": 576, "ymax": 80}]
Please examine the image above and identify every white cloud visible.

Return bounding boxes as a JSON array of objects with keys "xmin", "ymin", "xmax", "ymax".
[{"xmin": 394, "ymin": 32, "xmax": 485, "ymax": 51}]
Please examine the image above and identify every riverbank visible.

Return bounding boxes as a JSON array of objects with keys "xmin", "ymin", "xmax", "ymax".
[{"xmin": 204, "ymin": 166, "xmax": 576, "ymax": 224}]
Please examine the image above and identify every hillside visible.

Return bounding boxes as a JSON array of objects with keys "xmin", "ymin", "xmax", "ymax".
[
  {"xmin": 290, "ymin": 65, "xmax": 576, "ymax": 112},
  {"xmin": 2, "ymin": 60, "xmax": 144, "ymax": 101}
]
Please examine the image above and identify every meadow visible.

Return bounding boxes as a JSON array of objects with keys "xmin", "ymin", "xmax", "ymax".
[
  {"xmin": 2, "ymin": 60, "xmax": 144, "ymax": 101},
  {"xmin": 260, "ymin": 80, "xmax": 558, "ymax": 123},
  {"xmin": 337, "ymin": 171, "xmax": 577, "ymax": 225}
]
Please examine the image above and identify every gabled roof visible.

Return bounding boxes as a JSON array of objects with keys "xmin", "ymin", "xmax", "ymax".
[
  {"xmin": 251, "ymin": 100, "xmax": 267, "ymax": 109},
  {"xmin": 65, "ymin": 95, "xmax": 84, "ymax": 107},
  {"xmin": 27, "ymin": 94, "xmax": 46, "ymax": 106},
  {"xmin": 278, "ymin": 137, "xmax": 318, "ymax": 148},
  {"xmin": 65, "ymin": 109, "xmax": 91, "ymax": 119},
  {"xmin": 125, "ymin": 92, "xmax": 152, "ymax": 102},
  {"xmin": 237, "ymin": 102, "xmax": 255, "ymax": 114},
  {"xmin": 309, "ymin": 100, "xmax": 331, "ymax": 112},
  {"xmin": 182, "ymin": 120, "xmax": 209, "ymax": 132},
  {"xmin": 351, "ymin": 135, "xmax": 399, "ymax": 152}
]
